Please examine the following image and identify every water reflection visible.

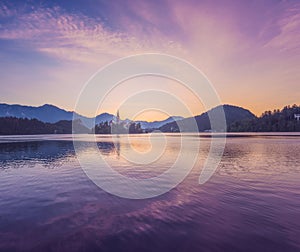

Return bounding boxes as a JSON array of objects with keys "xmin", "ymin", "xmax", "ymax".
[
  {"xmin": 0, "ymin": 141, "xmax": 75, "ymax": 169},
  {"xmin": 0, "ymin": 140, "xmax": 120, "ymax": 169},
  {"xmin": 0, "ymin": 134, "xmax": 299, "ymax": 251}
]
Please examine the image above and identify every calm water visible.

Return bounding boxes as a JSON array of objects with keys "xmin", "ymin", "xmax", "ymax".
[{"xmin": 0, "ymin": 133, "xmax": 300, "ymax": 252}]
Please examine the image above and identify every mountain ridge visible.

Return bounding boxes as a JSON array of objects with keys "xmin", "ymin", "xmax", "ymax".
[
  {"xmin": 0, "ymin": 103, "xmax": 183, "ymax": 129},
  {"xmin": 1, "ymin": 103, "xmax": 299, "ymax": 134}
]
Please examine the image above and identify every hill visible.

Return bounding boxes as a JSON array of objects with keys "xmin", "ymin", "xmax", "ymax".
[{"xmin": 159, "ymin": 105, "xmax": 256, "ymax": 132}]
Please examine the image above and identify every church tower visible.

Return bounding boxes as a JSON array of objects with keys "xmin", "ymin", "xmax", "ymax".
[{"xmin": 116, "ymin": 110, "xmax": 120, "ymax": 124}]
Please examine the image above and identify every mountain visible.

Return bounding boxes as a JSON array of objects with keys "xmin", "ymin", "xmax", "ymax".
[
  {"xmin": 136, "ymin": 116, "xmax": 184, "ymax": 129},
  {"xmin": 95, "ymin": 113, "xmax": 114, "ymax": 124},
  {"xmin": 159, "ymin": 105, "xmax": 256, "ymax": 132},
  {"xmin": 0, "ymin": 103, "xmax": 116, "ymax": 126},
  {"xmin": 0, "ymin": 103, "xmax": 73, "ymax": 123}
]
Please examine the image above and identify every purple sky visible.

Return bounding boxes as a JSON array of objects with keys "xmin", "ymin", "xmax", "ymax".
[{"xmin": 0, "ymin": 0, "xmax": 299, "ymax": 120}]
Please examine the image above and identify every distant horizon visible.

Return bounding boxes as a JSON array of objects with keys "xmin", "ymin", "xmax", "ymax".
[{"xmin": 1, "ymin": 101, "xmax": 299, "ymax": 122}]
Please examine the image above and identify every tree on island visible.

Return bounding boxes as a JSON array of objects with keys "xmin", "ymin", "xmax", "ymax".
[{"xmin": 93, "ymin": 121, "xmax": 143, "ymax": 134}]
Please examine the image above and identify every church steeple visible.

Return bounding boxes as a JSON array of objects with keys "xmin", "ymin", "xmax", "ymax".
[{"xmin": 116, "ymin": 110, "xmax": 120, "ymax": 124}]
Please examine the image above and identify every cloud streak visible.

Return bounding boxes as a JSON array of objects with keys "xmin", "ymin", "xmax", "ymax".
[
  {"xmin": 263, "ymin": 2, "xmax": 300, "ymax": 51},
  {"xmin": 0, "ymin": 3, "xmax": 185, "ymax": 64}
]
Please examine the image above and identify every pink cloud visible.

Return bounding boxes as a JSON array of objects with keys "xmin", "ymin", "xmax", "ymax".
[
  {"xmin": 0, "ymin": 0, "xmax": 299, "ymax": 116},
  {"xmin": 0, "ymin": 4, "xmax": 185, "ymax": 65}
]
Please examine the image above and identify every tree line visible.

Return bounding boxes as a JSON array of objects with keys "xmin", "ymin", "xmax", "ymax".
[
  {"xmin": 0, "ymin": 117, "xmax": 144, "ymax": 135},
  {"xmin": 228, "ymin": 104, "xmax": 300, "ymax": 132},
  {"xmin": 0, "ymin": 117, "xmax": 89, "ymax": 135}
]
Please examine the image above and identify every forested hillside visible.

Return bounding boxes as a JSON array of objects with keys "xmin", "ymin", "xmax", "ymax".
[{"xmin": 228, "ymin": 105, "xmax": 300, "ymax": 132}]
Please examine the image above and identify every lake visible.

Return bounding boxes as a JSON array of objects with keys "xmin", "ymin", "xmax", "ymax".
[{"xmin": 0, "ymin": 133, "xmax": 300, "ymax": 251}]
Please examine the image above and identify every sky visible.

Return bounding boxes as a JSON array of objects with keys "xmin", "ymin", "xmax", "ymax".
[{"xmin": 0, "ymin": 0, "xmax": 299, "ymax": 121}]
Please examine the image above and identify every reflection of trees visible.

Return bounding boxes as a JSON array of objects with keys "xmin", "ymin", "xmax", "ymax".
[
  {"xmin": 0, "ymin": 141, "xmax": 75, "ymax": 169},
  {"xmin": 96, "ymin": 141, "xmax": 120, "ymax": 157},
  {"xmin": 0, "ymin": 139, "xmax": 124, "ymax": 170},
  {"xmin": 97, "ymin": 142, "xmax": 115, "ymax": 155}
]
